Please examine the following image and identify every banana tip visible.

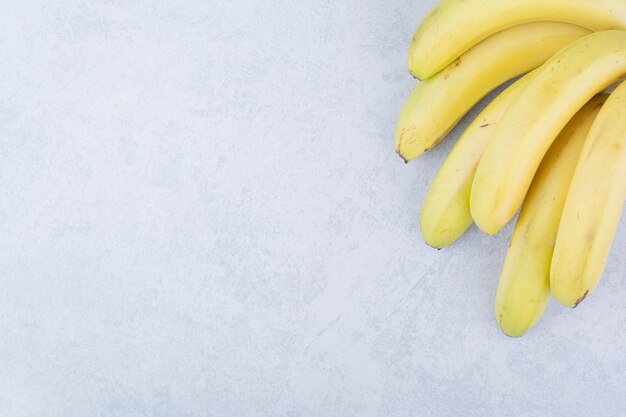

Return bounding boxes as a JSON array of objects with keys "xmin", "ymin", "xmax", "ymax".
[
  {"xmin": 423, "ymin": 241, "xmax": 444, "ymax": 251},
  {"xmin": 572, "ymin": 289, "xmax": 590, "ymax": 308},
  {"xmin": 395, "ymin": 148, "xmax": 409, "ymax": 164},
  {"xmin": 407, "ymin": 50, "xmax": 423, "ymax": 80},
  {"xmin": 473, "ymin": 218, "xmax": 501, "ymax": 236}
]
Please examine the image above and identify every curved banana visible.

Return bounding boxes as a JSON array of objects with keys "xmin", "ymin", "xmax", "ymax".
[
  {"xmin": 409, "ymin": 0, "xmax": 626, "ymax": 80},
  {"xmin": 550, "ymin": 82, "xmax": 626, "ymax": 308},
  {"xmin": 471, "ymin": 30, "xmax": 626, "ymax": 236},
  {"xmin": 420, "ymin": 73, "xmax": 533, "ymax": 249},
  {"xmin": 495, "ymin": 95, "xmax": 607, "ymax": 337},
  {"xmin": 395, "ymin": 22, "xmax": 589, "ymax": 163}
]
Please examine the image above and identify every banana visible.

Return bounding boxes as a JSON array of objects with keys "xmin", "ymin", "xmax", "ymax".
[
  {"xmin": 409, "ymin": 0, "xmax": 626, "ymax": 80},
  {"xmin": 550, "ymin": 82, "xmax": 626, "ymax": 308},
  {"xmin": 395, "ymin": 23, "xmax": 589, "ymax": 163},
  {"xmin": 420, "ymin": 73, "xmax": 534, "ymax": 249},
  {"xmin": 495, "ymin": 95, "xmax": 607, "ymax": 337},
  {"xmin": 471, "ymin": 30, "xmax": 626, "ymax": 236}
]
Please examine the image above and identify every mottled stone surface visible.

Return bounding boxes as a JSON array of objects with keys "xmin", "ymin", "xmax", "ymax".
[{"xmin": 0, "ymin": 1, "xmax": 624, "ymax": 416}]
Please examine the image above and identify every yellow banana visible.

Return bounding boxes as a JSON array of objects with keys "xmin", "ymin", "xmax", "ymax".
[
  {"xmin": 550, "ymin": 81, "xmax": 626, "ymax": 308},
  {"xmin": 471, "ymin": 30, "xmax": 626, "ymax": 236},
  {"xmin": 409, "ymin": 0, "xmax": 626, "ymax": 80},
  {"xmin": 495, "ymin": 95, "xmax": 607, "ymax": 337},
  {"xmin": 395, "ymin": 22, "xmax": 589, "ymax": 163},
  {"xmin": 420, "ymin": 73, "xmax": 534, "ymax": 249}
]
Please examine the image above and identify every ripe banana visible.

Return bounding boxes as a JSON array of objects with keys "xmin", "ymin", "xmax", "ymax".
[
  {"xmin": 420, "ymin": 73, "xmax": 534, "ymax": 249},
  {"xmin": 409, "ymin": 0, "xmax": 626, "ymax": 80},
  {"xmin": 395, "ymin": 23, "xmax": 590, "ymax": 162},
  {"xmin": 550, "ymin": 82, "xmax": 626, "ymax": 308},
  {"xmin": 471, "ymin": 30, "xmax": 626, "ymax": 236},
  {"xmin": 495, "ymin": 95, "xmax": 607, "ymax": 337}
]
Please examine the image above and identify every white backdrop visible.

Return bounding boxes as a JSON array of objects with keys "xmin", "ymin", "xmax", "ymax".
[{"xmin": 1, "ymin": 1, "xmax": 624, "ymax": 416}]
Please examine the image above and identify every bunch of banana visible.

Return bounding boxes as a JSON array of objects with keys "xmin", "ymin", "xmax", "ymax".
[{"xmin": 397, "ymin": 0, "xmax": 626, "ymax": 336}]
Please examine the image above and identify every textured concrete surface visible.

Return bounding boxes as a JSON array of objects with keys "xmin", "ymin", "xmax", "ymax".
[{"xmin": 1, "ymin": 1, "xmax": 625, "ymax": 416}]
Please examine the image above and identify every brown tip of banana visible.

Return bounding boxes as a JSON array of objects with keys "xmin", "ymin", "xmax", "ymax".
[
  {"xmin": 395, "ymin": 148, "xmax": 409, "ymax": 164},
  {"xmin": 408, "ymin": 67, "xmax": 421, "ymax": 80},
  {"xmin": 408, "ymin": 52, "xmax": 418, "ymax": 79},
  {"xmin": 572, "ymin": 289, "xmax": 590, "ymax": 308}
]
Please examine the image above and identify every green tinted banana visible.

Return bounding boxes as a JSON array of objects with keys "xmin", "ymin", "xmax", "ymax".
[
  {"xmin": 395, "ymin": 22, "xmax": 590, "ymax": 162},
  {"xmin": 420, "ymin": 73, "xmax": 534, "ymax": 249},
  {"xmin": 495, "ymin": 95, "xmax": 607, "ymax": 336},
  {"xmin": 471, "ymin": 30, "xmax": 626, "ymax": 235},
  {"xmin": 550, "ymin": 81, "xmax": 626, "ymax": 308},
  {"xmin": 409, "ymin": 0, "xmax": 626, "ymax": 80}
]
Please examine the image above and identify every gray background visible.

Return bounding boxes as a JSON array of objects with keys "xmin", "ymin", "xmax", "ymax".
[{"xmin": 1, "ymin": 1, "xmax": 625, "ymax": 416}]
